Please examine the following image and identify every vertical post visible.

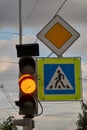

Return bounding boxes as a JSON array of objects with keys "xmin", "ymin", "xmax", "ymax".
[
  {"xmin": 19, "ymin": 0, "xmax": 22, "ymax": 45},
  {"xmin": 23, "ymin": 117, "xmax": 35, "ymax": 130},
  {"xmin": 18, "ymin": 2, "xmax": 36, "ymax": 130}
]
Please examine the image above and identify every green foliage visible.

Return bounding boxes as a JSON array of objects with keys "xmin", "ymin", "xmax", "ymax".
[
  {"xmin": 76, "ymin": 102, "xmax": 87, "ymax": 130},
  {"xmin": 0, "ymin": 116, "xmax": 17, "ymax": 130}
]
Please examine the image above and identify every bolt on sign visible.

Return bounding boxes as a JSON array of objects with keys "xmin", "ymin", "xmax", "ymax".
[{"xmin": 37, "ymin": 15, "xmax": 80, "ymax": 57}]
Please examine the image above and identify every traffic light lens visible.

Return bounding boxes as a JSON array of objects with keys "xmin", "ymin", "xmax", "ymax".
[
  {"xmin": 19, "ymin": 74, "xmax": 36, "ymax": 94},
  {"xmin": 19, "ymin": 95, "xmax": 37, "ymax": 116}
]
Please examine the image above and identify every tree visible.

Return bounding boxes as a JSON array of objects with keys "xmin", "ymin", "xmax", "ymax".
[
  {"xmin": 76, "ymin": 102, "xmax": 87, "ymax": 130},
  {"xmin": 0, "ymin": 116, "xmax": 18, "ymax": 130}
]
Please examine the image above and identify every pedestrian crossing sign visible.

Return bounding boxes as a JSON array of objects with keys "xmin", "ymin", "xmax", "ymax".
[{"xmin": 38, "ymin": 57, "xmax": 82, "ymax": 101}]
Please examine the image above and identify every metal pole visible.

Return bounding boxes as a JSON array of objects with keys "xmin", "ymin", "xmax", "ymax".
[
  {"xmin": 19, "ymin": 0, "xmax": 22, "ymax": 45},
  {"xmin": 18, "ymin": 1, "xmax": 35, "ymax": 130},
  {"xmin": 23, "ymin": 117, "xmax": 35, "ymax": 130}
]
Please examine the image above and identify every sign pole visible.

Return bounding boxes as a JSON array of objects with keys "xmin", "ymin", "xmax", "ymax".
[
  {"xmin": 23, "ymin": 117, "xmax": 35, "ymax": 130},
  {"xmin": 19, "ymin": 0, "xmax": 22, "ymax": 45},
  {"xmin": 13, "ymin": 117, "xmax": 35, "ymax": 130},
  {"xmin": 19, "ymin": 1, "xmax": 35, "ymax": 130}
]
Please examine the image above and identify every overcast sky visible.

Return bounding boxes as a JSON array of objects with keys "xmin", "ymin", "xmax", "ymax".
[{"xmin": 0, "ymin": 0, "xmax": 87, "ymax": 130}]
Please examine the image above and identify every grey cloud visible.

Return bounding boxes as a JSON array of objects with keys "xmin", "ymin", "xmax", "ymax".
[
  {"xmin": 0, "ymin": 0, "xmax": 86, "ymax": 29},
  {"xmin": 59, "ymin": 0, "xmax": 87, "ymax": 24}
]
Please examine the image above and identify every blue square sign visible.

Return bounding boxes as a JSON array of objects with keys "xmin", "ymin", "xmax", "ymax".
[
  {"xmin": 44, "ymin": 64, "xmax": 75, "ymax": 95},
  {"xmin": 38, "ymin": 58, "xmax": 82, "ymax": 101}
]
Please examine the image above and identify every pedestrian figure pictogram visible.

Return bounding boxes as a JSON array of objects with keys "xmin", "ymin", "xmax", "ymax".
[
  {"xmin": 55, "ymin": 70, "xmax": 71, "ymax": 89},
  {"xmin": 55, "ymin": 70, "xmax": 65, "ymax": 88},
  {"xmin": 46, "ymin": 66, "xmax": 73, "ymax": 90}
]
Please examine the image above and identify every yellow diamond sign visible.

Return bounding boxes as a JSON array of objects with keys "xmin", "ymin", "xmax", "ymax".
[
  {"xmin": 37, "ymin": 15, "xmax": 80, "ymax": 56},
  {"xmin": 45, "ymin": 23, "xmax": 72, "ymax": 49}
]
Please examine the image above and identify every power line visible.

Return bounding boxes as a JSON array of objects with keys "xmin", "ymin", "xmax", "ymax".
[
  {"xmin": 0, "ymin": 32, "xmax": 19, "ymax": 35},
  {"xmin": 22, "ymin": 0, "xmax": 39, "ymax": 28},
  {"xmin": 0, "ymin": 60, "xmax": 18, "ymax": 64},
  {"xmin": 47, "ymin": 0, "xmax": 68, "ymax": 57},
  {"xmin": 36, "ymin": 0, "xmax": 68, "ymax": 57},
  {"xmin": 0, "ymin": 84, "xmax": 18, "ymax": 113},
  {"xmin": 0, "ymin": 108, "xmax": 16, "ymax": 110},
  {"xmin": 54, "ymin": 0, "xmax": 68, "ymax": 16}
]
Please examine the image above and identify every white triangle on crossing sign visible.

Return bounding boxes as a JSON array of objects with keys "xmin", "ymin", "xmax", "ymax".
[{"xmin": 46, "ymin": 66, "xmax": 73, "ymax": 90}]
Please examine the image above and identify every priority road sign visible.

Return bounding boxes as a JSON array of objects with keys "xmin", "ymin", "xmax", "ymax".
[
  {"xmin": 38, "ymin": 57, "xmax": 82, "ymax": 101},
  {"xmin": 37, "ymin": 15, "xmax": 80, "ymax": 57}
]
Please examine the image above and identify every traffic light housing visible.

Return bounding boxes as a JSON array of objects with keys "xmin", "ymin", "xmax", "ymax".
[
  {"xmin": 15, "ymin": 56, "xmax": 38, "ymax": 117},
  {"xmin": 16, "ymin": 43, "xmax": 39, "ymax": 57}
]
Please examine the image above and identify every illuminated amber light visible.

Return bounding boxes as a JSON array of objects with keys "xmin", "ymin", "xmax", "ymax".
[{"xmin": 19, "ymin": 74, "xmax": 36, "ymax": 94}]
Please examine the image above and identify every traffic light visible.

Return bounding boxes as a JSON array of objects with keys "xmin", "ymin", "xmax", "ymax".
[
  {"xmin": 15, "ymin": 56, "xmax": 38, "ymax": 118},
  {"xmin": 16, "ymin": 43, "xmax": 39, "ymax": 57}
]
